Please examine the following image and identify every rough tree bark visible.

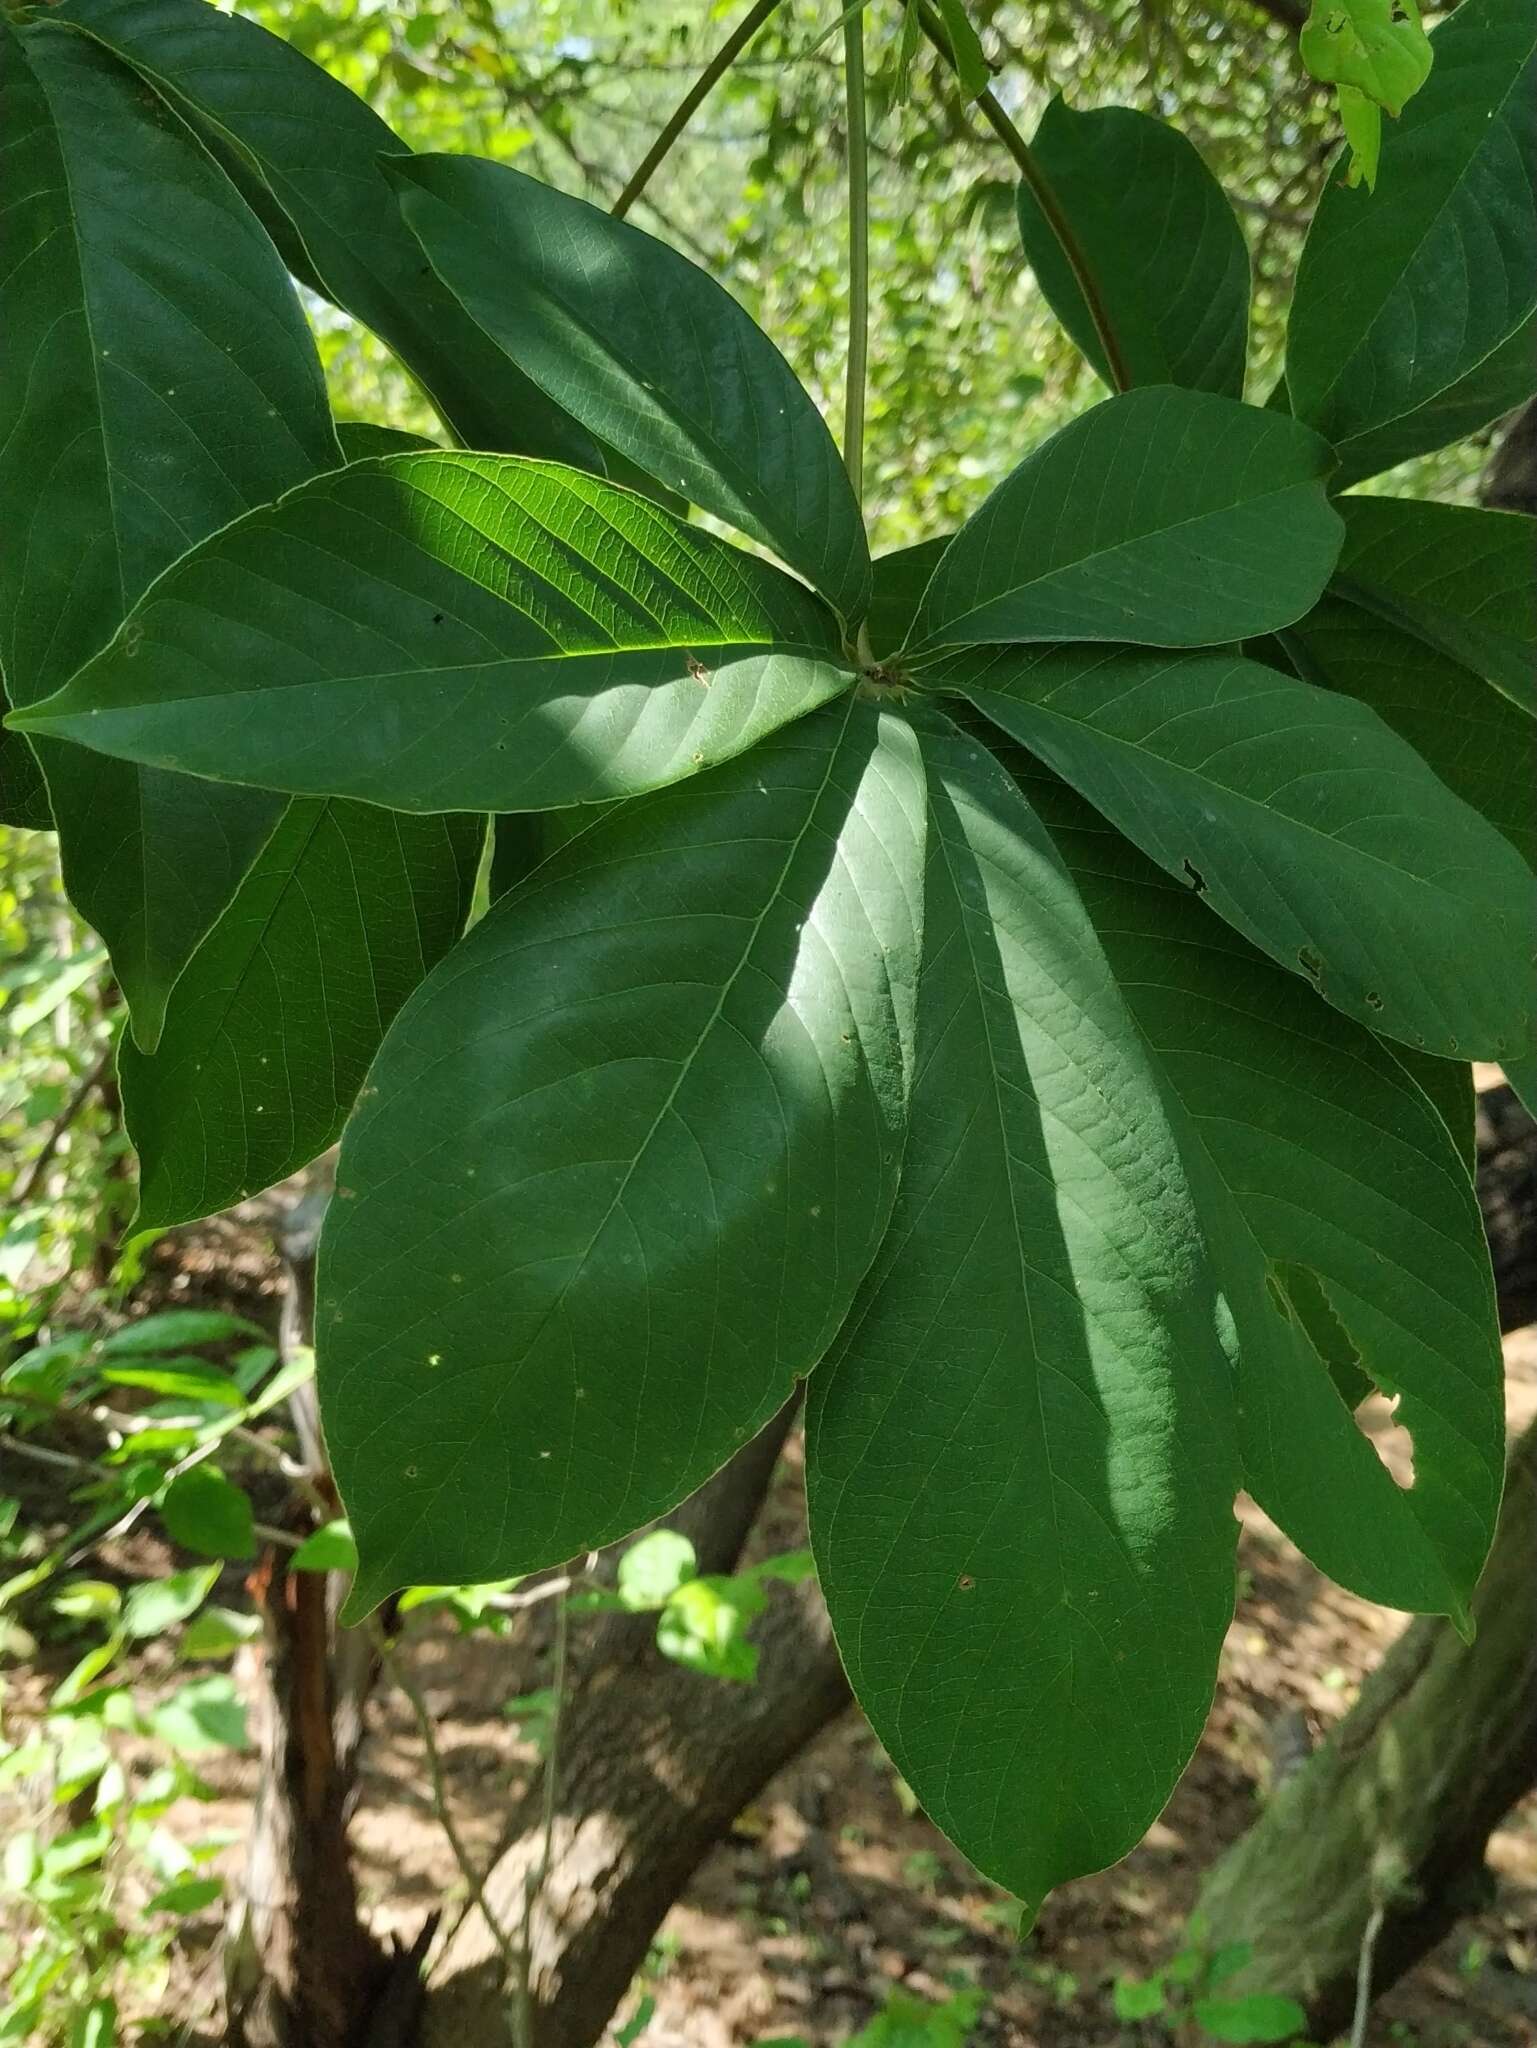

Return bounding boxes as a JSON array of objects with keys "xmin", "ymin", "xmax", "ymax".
[
  {"xmin": 1193, "ymin": 1418, "xmax": 1537, "ymax": 2040},
  {"xmin": 421, "ymin": 1400, "xmax": 852, "ymax": 2048},
  {"xmin": 226, "ymin": 1183, "xmax": 431, "ymax": 2048}
]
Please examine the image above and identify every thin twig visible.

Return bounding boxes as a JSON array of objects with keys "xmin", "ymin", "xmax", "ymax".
[
  {"xmin": 1351, "ymin": 1902, "xmax": 1387, "ymax": 2048},
  {"xmin": 842, "ymin": 7, "xmax": 870, "ymax": 507},
  {"xmin": 912, "ymin": 0, "xmax": 1132, "ymax": 393},
  {"xmin": 12, "ymin": 1046, "xmax": 111, "ymax": 1206},
  {"xmin": 515, "ymin": 1586, "xmax": 571, "ymax": 2047},
  {"xmin": 377, "ymin": 1624, "xmax": 525, "ymax": 1996},
  {"xmin": 611, "ymin": 0, "xmax": 785, "ymax": 218},
  {"xmin": 1, "ymin": 1433, "xmax": 301, "ymax": 1550}
]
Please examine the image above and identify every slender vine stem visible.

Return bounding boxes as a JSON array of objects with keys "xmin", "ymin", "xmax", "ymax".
[
  {"xmin": 842, "ymin": 7, "xmax": 871, "ymax": 506},
  {"xmin": 378, "ymin": 1624, "xmax": 525, "ymax": 1997},
  {"xmin": 517, "ymin": 1586, "xmax": 571, "ymax": 2048},
  {"xmin": 612, "ymin": 0, "xmax": 785, "ymax": 219},
  {"xmin": 912, "ymin": 0, "xmax": 1132, "ymax": 393}
]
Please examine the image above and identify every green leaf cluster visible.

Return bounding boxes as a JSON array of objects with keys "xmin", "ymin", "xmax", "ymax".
[{"xmin": 2, "ymin": 0, "xmax": 1532, "ymax": 1919}]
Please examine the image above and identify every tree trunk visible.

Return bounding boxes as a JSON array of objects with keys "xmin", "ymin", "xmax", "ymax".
[
  {"xmin": 421, "ymin": 1401, "xmax": 852, "ymax": 2048},
  {"xmin": 422, "ymin": 1574, "xmax": 850, "ymax": 2048},
  {"xmin": 224, "ymin": 1550, "xmax": 392, "ymax": 2048},
  {"xmin": 1194, "ymin": 1418, "xmax": 1537, "ymax": 2040},
  {"xmin": 225, "ymin": 1181, "xmax": 429, "ymax": 2048}
]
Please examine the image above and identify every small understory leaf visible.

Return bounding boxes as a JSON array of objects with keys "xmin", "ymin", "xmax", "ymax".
[
  {"xmin": 808, "ymin": 709, "xmax": 1236, "ymax": 1909},
  {"xmin": 947, "ymin": 642, "xmax": 1534, "ymax": 1059},
  {"xmin": 15, "ymin": 455, "xmax": 855, "ymax": 815},
  {"xmin": 322, "ymin": 700, "xmax": 926, "ymax": 1614}
]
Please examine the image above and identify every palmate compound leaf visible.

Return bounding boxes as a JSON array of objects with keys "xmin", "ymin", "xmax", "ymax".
[
  {"xmin": 1286, "ymin": 0, "xmax": 1537, "ymax": 487},
  {"xmin": 10, "ymin": 455, "xmax": 857, "ymax": 814},
  {"xmin": 52, "ymin": 0, "xmax": 602, "ymax": 470},
  {"xmin": 0, "ymin": 19, "xmax": 339, "ymax": 1047},
  {"xmin": 120, "ymin": 802, "xmax": 482, "ymax": 1231},
  {"xmin": 943, "ymin": 643, "xmax": 1534, "ymax": 1060},
  {"xmin": 909, "ymin": 388, "xmax": 1342, "ymax": 654},
  {"xmin": 1008, "ymin": 754, "xmax": 1504, "ymax": 1620},
  {"xmin": 806, "ymin": 708, "xmax": 1238, "ymax": 1910},
  {"xmin": 319, "ymin": 699, "xmax": 926, "ymax": 1617},
  {"xmin": 1015, "ymin": 100, "xmax": 1250, "ymax": 398},
  {"xmin": 388, "ymin": 154, "xmax": 872, "ymax": 628}
]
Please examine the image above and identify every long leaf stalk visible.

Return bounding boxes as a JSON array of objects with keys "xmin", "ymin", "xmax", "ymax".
[
  {"xmin": 913, "ymin": 0, "xmax": 1132, "ymax": 392},
  {"xmin": 843, "ymin": 6, "xmax": 871, "ymax": 507},
  {"xmin": 612, "ymin": 0, "xmax": 785, "ymax": 218}
]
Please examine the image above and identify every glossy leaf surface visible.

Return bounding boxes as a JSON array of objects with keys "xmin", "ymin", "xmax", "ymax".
[
  {"xmin": 121, "ymin": 803, "xmax": 481, "ymax": 1230},
  {"xmin": 949, "ymin": 643, "xmax": 1534, "ymax": 1058},
  {"xmin": 0, "ymin": 19, "xmax": 336, "ymax": 1045},
  {"xmin": 808, "ymin": 711, "xmax": 1236, "ymax": 1907},
  {"xmin": 390, "ymin": 154, "xmax": 870, "ymax": 623},
  {"xmin": 1016, "ymin": 100, "xmax": 1249, "ymax": 397},
  {"xmin": 320, "ymin": 702, "xmax": 925, "ymax": 1614},
  {"xmin": 1286, "ymin": 0, "xmax": 1537, "ymax": 483},
  {"xmin": 911, "ymin": 389, "xmax": 1341, "ymax": 651},
  {"xmin": 15, "ymin": 455, "xmax": 855, "ymax": 814},
  {"xmin": 1020, "ymin": 759, "xmax": 1503, "ymax": 1619}
]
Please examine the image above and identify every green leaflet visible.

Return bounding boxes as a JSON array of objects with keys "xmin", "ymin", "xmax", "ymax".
[
  {"xmin": 389, "ymin": 154, "xmax": 871, "ymax": 626},
  {"xmin": 1287, "ymin": 598, "xmax": 1535, "ymax": 868},
  {"xmin": 1329, "ymin": 496, "xmax": 1535, "ymax": 714},
  {"xmin": 1015, "ymin": 761, "xmax": 1503, "ymax": 1619},
  {"xmin": 1286, "ymin": 498, "xmax": 1537, "ymax": 866},
  {"xmin": 334, "ymin": 422, "xmax": 439, "ymax": 462},
  {"xmin": 1016, "ymin": 100, "xmax": 1250, "ymax": 398},
  {"xmin": 1299, "ymin": 0, "xmax": 1433, "ymax": 118},
  {"xmin": 121, "ymin": 802, "xmax": 481, "ymax": 1231},
  {"xmin": 866, "ymin": 539, "xmax": 951, "ymax": 659},
  {"xmin": 1327, "ymin": 317, "xmax": 1537, "ymax": 491},
  {"xmin": 321, "ymin": 701, "xmax": 925, "ymax": 1615},
  {"xmin": 1505, "ymin": 1048, "xmax": 1537, "ymax": 1120},
  {"xmin": 1286, "ymin": 0, "xmax": 1537, "ymax": 485},
  {"xmin": 947, "ymin": 642, "xmax": 1534, "ymax": 1059},
  {"xmin": 0, "ymin": 707, "xmax": 49, "ymax": 832},
  {"xmin": 52, "ymin": 0, "xmax": 600, "ymax": 468},
  {"xmin": 13, "ymin": 454, "xmax": 856, "ymax": 814},
  {"xmin": 0, "ymin": 20, "xmax": 337, "ymax": 1047},
  {"xmin": 937, "ymin": 0, "xmax": 991, "ymax": 100},
  {"xmin": 807, "ymin": 710, "xmax": 1237, "ymax": 1908},
  {"xmin": 911, "ymin": 389, "xmax": 1341, "ymax": 652}
]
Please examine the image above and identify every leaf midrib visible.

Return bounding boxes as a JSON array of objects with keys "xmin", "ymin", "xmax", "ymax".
[{"xmin": 341, "ymin": 697, "xmax": 863, "ymax": 1582}]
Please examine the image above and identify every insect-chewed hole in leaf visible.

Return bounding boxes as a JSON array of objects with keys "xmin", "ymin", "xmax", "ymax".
[
  {"xmin": 1267, "ymin": 1262, "xmax": 1416, "ymax": 1489},
  {"xmin": 1354, "ymin": 1389, "xmax": 1416, "ymax": 1490},
  {"xmin": 1297, "ymin": 946, "xmax": 1325, "ymax": 987},
  {"xmin": 1181, "ymin": 859, "xmax": 1206, "ymax": 893}
]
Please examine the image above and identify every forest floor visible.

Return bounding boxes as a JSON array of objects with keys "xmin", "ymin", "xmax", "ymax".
[{"xmin": 3, "ymin": 1233, "xmax": 1535, "ymax": 2048}]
